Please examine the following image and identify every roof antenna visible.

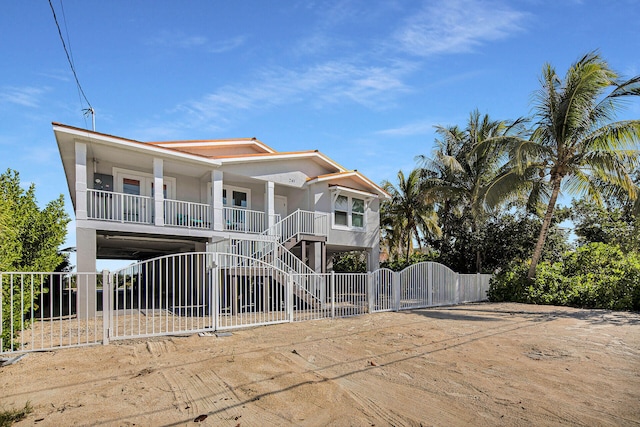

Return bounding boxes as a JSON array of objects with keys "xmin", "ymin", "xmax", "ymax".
[{"xmin": 83, "ymin": 107, "xmax": 95, "ymax": 131}]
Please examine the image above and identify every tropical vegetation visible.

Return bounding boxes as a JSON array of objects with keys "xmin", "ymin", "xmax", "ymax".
[
  {"xmin": 0, "ymin": 169, "xmax": 69, "ymax": 350},
  {"xmin": 380, "ymin": 52, "xmax": 640, "ymax": 310}
]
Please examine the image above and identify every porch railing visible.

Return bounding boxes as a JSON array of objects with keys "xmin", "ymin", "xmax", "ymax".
[
  {"xmin": 164, "ymin": 199, "xmax": 211, "ymax": 229},
  {"xmin": 87, "ymin": 189, "xmax": 153, "ymax": 224},
  {"xmin": 223, "ymin": 206, "xmax": 266, "ymax": 233},
  {"xmin": 264, "ymin": 209, "xmax": 330, "ymax": 242}
]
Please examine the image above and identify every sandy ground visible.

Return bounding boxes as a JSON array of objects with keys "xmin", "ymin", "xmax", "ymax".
[{"xmin": 1, "ymin": 302, "xmax": 639, "ymax": 427}]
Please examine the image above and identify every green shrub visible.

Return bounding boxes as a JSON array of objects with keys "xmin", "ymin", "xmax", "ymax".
[
  {"xmin": 488, "ymin": 243, "xmax": 640, "ymax": 311},
  {"xmin": 486, "ymin": 262, "xmax": 529, "ymax": 302}
]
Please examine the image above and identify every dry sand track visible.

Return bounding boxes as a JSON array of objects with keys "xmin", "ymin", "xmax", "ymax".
[{"xmin": 1, "ymin": 303, "xmax": 639, "ymax": 426}]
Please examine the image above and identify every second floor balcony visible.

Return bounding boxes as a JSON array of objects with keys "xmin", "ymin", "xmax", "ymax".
[{"xmin": 86, "ymin": 189, "xmax": 275, "ymax": 234}]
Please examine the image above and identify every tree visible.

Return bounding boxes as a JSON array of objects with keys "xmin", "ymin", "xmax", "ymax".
[
  {"xmin": 331, "ymin": 251, "xmax": 367, "ymax": 273},
  {"xmin": 419, "ymin": 110, "xmax": 525, "ymax": 272},
  {"xmin": 507, "ymin": 52, "xmax": 640, "ymax": 279},
  {"xmin": 381, "ymin": 169, "xmax": 440, "ymax": 260},
  {"xmin": 1, "ymin": 169, "xmax": 69, "ymax": 350}
]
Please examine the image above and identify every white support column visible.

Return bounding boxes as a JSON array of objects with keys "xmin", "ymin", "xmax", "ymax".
[
  {"xmin": 308, "ymin": 242, "xmax": 323, "ymax": 273},
  {"xmin": 76, "ymin": 227, "xmax": 96, "ymax": 319},
  {"xmin": 265, "ymin": 181, "xmax": 275, "ymax": 230},
  {"xmin": 153, "ymin": 158, "xmax": 164, "ymax": 226},
  {"xmin": 212, "ymin": 170, "xmax": 224, "ymax": 231},
  {"xmin": 75, "ymin": 141, "xmax": 88, "ymax": 220}
]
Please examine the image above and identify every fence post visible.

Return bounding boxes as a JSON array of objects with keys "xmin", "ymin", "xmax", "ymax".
[
  {"xmin": 427, "ymin": 263, "xmax": 433, "ymax": 306},
  {"xmin": 393, "ymin": 271, "xmax": 400, "ymax": 311},
  {"xmin": 102, "ymin": 270, "xmax": 111, "ymax": 345},
  {"xmin": 287, "ymin": 274, "xmax": 294, "ymax": 322},
  {"xmin": 367, "ymin": 272, "xmax": 374, "ymax": 314},
  {"xmin": 331, "ymin": 271, "xmax": 335, "ymax": 319},
  {"xmin": 210, "ymin": 253, "xmax": 219, "ymax": 331}
]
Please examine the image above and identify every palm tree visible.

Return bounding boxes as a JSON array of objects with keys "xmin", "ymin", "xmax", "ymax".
[
  {"xmin": 418, "ymin": 110, "xmax": 525, "ymax": 272},
  {"xmin": 510, "ymin": 52, "xmax": 640, "ymax": 279},
  {"xmin": 381, "ymin": 169, "xmax": 440, "ymax": 260}
]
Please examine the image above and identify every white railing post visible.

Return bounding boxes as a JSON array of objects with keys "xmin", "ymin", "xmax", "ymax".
[
  {"xmin": 331, "ymin": 271, "xmax": 336, "ymax": 319},
  {"xmin": 102, "ymin": 270, "xmax": 111, "ymax": 346}
]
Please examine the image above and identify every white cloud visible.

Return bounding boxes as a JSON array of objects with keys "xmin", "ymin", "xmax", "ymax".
[
  {"xmin": 394, "ymin": 0, "xmax": 527, "ymax": 57},
  {"xmin": 0, "ymin": 86, "xmax": 49, "ymax": 108},
  {"xmin": 208, "ymin": 36, "xmax": 247, "ymax": 54},
  {"xmin": 376, "ymin": 120, "xmax": 438, "ymax": 137},
  {"xmin": 146, "ymin": 31, "xmax": 246, "ymax": 53},
  {"xmin": 174, "ymin": 59, "xmax": 414, "ymax": 127}
]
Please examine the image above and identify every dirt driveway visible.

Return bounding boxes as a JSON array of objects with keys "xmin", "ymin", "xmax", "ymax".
[{"xmin": 1, "ymin": 303, "xmax": 639, "ymax": 426}]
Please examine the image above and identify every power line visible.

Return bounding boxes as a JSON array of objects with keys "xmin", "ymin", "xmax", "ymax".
[{"xmin": 48, "ymin": 0, "xmax": 95, "ymax": 130}]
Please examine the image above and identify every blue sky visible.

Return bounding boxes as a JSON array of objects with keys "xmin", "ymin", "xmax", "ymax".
[{"xmin": 1, "ymin": 0, "xmax": 639, "ymax": 257}]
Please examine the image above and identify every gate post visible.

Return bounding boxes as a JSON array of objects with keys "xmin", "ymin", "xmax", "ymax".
[
  {"xmin": 210, "ymin": 253, "xmax": 219, "ymax": 331},
  {"xmin": 393, "ymin": 271, "xmax": 400, "ymax": 311},
  {"xmin": 427, "ymin": 263, "xmax": 433, "ymax": 306},
  {"xmin": 331, "ymin": 271, "xmax": 335, "ymax": 319},
  {"xmin": 102, "ymin": 270, "xmax": 111, "ymax": 345},
  {"xmin": 367, "ymin": 272, "xmax": 374, "ymax": 314},
  {"xmin": 287, "ymin": 274, "xmax": 294, "ymax": 322}
]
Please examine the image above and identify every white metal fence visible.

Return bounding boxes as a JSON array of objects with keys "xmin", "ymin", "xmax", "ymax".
[
  {"xmin": 0, "ymin": 272, "xmax": 103, "ymax": 354},
  {"xmin": 1, "ymin": 257, "xmax": 491, "ymax": 355}
]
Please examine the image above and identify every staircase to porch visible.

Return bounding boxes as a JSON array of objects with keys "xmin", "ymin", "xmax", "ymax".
[{"xmin": 208, "ymin": 209, "xmax": 330, "ymax": 309}]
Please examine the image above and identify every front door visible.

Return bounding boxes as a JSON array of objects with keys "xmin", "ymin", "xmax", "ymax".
[{"xmin": 275, "ymin": 195, "xmax": 287, "ymax": 220}]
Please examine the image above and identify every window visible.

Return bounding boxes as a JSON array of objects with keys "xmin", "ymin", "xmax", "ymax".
[
  {"xmin": 334, "ymin": 195, "xmax": 348, "ymax": 226},
  {"xmin": 232, "ymin": 190, "xmax": 247, "ymax": 208},
  {"xmin": 352, "ymin": 198, "xmax": 364, "ymax": 228},
  {"xmin": 207, "ymin": 184, "xmax": 250, "ymax": 208},
  {"xmin": 332, "ymin": 193, "xmax": 366, "ymax": 230},
  {"xmin": 122, "ymin": 178, "xmax": 141, "ymax": 195},
  {"xmin": 113, "ymin": 167, "xmax": 175, "ymax": 199}
]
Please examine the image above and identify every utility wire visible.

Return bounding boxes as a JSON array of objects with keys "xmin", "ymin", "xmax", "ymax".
[{"xmin": 48, "ymin": 0, "xmax": 94, "ymax": 128}]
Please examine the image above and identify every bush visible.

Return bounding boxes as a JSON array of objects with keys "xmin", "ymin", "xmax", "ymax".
[
  {"xmin": 1, "ymin": 169, "xmax": 69, "ymax": 351},
  {"xmin": 381, "ymin": 251, "xmax": 438, "ymax": 272},
  {"xmin": 488, "ymin": 243, "xmax": 640, "ymax": 311}
]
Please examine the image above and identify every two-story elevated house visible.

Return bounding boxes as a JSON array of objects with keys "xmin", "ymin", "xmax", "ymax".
[{"xmin": 54, "ymin": 123, "xmax": 389, "ymax": 286}]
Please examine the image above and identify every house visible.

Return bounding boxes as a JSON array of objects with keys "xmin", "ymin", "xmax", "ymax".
[{"xmin": 53, "ymin": 123, "xmax": 389, "ymax": 315}]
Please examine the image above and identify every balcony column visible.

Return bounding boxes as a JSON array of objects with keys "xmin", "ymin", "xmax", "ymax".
[
  {"xmin": 153, "ymin": 158, "xmax": 164, "ymax": 226},
  {"xmin": 75, "ymin": 141, "xmax": 88, "ymax": 220},
  {"xmin": 212, "ymin": 170, "xmax": 224, "ymax": 231},
  {"xmin": 265, "ymin": 181, "xmax": 275, "ymax": 230}
]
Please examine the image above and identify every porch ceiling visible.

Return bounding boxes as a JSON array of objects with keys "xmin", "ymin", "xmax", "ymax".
[{"xmin": 96, "ymin": 232, "xmax": 207, "ymax": 261}]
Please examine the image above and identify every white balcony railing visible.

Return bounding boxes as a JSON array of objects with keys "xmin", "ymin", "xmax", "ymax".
[
  {"xmin": 87, "ymin": 189, "xmax": 153, "ymax": 224},
  {"xmin": 264, "ymin": 209, "xmax": 330, "ymax": 242},
  {"xmin": 223, "ymin": 206, "xmax": 266, "ymax": 234},
  {"xmin": 164, "ymin": 199, "xmax": 211, "ymax": 229},
  {"xmin": 87, "ymin": 189, "xmax": 284, "ymax": 234}
]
